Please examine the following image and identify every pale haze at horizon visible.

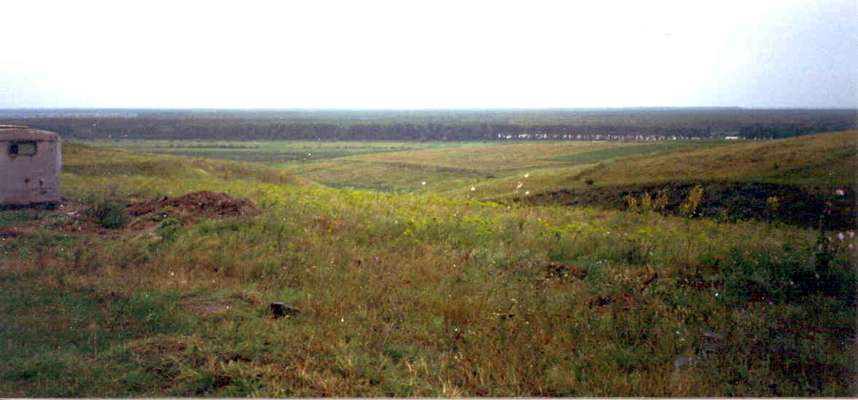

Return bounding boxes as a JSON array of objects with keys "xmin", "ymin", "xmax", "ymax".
[{"xmin": 0, "ymin": 0, "xmax": 855, "ymax": 109}]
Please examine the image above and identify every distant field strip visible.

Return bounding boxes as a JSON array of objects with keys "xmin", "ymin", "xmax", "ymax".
[
  {"xmin": 78, "ymin": 140, "xmax": 458, "ymax": 164},
  {"xmin": 549, "ymin": 142, "xmax": 723, "ymax": 165}
]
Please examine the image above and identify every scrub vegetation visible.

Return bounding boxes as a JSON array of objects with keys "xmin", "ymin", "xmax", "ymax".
[
  {"xmin": 6, "ymin": 108, "xmax": 856, "ymax": 140},
  {"xmin": 1, "ymin": 131, "xmax": 855, "ymax": 396}
]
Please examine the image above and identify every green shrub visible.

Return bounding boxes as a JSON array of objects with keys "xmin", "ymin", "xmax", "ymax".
[
  {"xmin": 89, "ymin": 200, "xmax": 128, "ymax": 229},
  {"xmin": 157, "ymin": 218, "xmax": 181, "ymax": 242}
]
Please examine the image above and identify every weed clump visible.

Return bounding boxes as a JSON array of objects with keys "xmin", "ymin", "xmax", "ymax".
[
  {"xmin": 88, "ymin": 199, "xmax": 128, "ymax": 229},
  {"xmin": 624, "ymin": 195, "xmax": 639, "ymax": 213},
  {"xmin": 624, "ymin": 191, "xmax": 669, "ymax": 214},
  {"xmin": 680, "ymin": 184, "xmax": 704, "ymax": 217}
]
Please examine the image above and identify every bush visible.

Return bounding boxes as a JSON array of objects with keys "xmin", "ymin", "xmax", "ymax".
[
  {"xmin": 157, "ymin": 218, "xmax": 181, "ymax": 242},
  {"xmin": 89, "ymin": 199, "xmax": 128, "ymax": 229}
]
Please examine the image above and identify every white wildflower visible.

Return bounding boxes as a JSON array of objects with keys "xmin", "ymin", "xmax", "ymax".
[
  {"xmin": 525, "ymin": 190, "xmax": 530, "ymax": 196},
  {"xmin": 470, "ymin": 186, "xmax": 476, "ymax": 192},
  {"xmin": 838, "ymin": 232, "xmax": 845, "ymax": 241},
  {"xmin": 524, "ymin": 173, "xmax": 530, "ymax": 178},
  {"xmin": 421, "ymin": 181, "xmax": 426, "ymax": 186},
  {"xmin": 835, "ymin": 189, "xmax": 845, "ymax": 196}
]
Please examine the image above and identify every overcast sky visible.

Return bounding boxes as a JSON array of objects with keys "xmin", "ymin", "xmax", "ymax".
[{"xmin": 0, "ymin": 0, "xmax": 855, "ymax": 109}]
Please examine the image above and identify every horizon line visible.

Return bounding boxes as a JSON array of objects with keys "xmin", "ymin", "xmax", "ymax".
[{"xmin": 1, "ymin": 106, "xmax": 856, "ymax": 112}]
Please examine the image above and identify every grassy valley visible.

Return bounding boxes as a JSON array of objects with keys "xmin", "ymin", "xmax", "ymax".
[{"xmin": 1, "ymin": 131, "xmax": 856, "ymax": 396}]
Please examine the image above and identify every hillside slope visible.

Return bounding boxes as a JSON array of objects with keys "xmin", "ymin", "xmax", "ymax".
[
  {"xmin": 575, "ymin": 130, "xmax": 857, "ymax": 188},
  {"xmin": 508, "ymin": 131, "xmax": 857, "ymax": 228}
]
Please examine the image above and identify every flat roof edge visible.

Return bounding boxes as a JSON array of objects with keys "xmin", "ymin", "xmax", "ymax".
[{"xmin": 0, "ymin": 127, "xmax": 60, "ymax": 142}]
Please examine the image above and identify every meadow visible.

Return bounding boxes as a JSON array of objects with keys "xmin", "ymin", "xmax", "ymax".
[{"xmin": 1, "ymin": 131, "xmax": 856, "ymax": 396}]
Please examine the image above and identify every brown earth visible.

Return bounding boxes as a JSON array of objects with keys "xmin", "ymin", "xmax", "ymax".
[
  {"xmin": 126, "ymin": 191, "xmax": 259, "ymax": 225},
  {"xmin": 0, "ymin": 192, "xmax": 258, "ymax": 241}
]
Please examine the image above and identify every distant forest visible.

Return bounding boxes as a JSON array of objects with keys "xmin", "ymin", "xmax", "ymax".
[{"xmin": 1, "ymin": 108, "xmax": 854, "ymax": 141}]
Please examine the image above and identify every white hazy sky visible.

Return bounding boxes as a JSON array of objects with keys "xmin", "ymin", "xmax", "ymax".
[{"xmin": 0, "ymin": 0, "xmax": 855, "ymax": 109}]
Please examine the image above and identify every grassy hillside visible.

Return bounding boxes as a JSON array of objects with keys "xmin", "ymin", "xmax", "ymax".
[
  {"xmin": 93, "ymin": 132, "xmax": 856, "ymax": 229},
  {"xmin": 1, "ymin": 139, "xmax": 855, "ymax": 396},
  {"xmin": 452, "ymin": 131, "xmax": 857, "ymax": 200},
  {"xmin": 574, "ymin": 130, "xmax": 857, "ymax": 188}
]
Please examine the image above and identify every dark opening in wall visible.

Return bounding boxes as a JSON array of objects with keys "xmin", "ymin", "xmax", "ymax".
[{"xmin": 9, "ymin": 141, "xmax": 37, "ymax": 156}]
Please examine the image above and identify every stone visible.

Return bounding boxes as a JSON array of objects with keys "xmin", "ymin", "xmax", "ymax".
[{"xmin": 270, "ymin": 302, "xmax": 299, "ymax": 318}]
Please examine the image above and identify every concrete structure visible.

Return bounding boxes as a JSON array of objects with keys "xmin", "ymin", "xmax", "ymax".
[{"xmin": 0, "ymin": 125, "xmax": 62, "ymax": 207}]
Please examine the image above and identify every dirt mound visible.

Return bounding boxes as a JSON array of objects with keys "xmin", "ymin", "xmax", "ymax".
[
  {"xmin": 520, "ymin": 181, "xmax": 855, "ymax": 230},
  {"xmin": 127, "ymin": 191, "xmax": 259, "ymax": 222}
]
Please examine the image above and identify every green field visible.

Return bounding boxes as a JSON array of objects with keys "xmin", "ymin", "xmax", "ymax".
[{"xmin": 1, "ymin": 132, "xmax": 856, "ymax": 396}]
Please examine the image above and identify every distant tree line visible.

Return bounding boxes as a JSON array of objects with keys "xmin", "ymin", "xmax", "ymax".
[{"xmin": 4, "ymin": 108, "xmax": 854, "ymax": 141}]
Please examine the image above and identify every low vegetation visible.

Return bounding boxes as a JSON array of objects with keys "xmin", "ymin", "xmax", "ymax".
[{"xmin": 1, "ymin": 132, "xmax": 855, "ymax": 396}]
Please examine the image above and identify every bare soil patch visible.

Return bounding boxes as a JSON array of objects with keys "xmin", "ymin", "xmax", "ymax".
[
  {"xmin": 126, "ymin": 191, "xmax": 259, "ymax": 223},
  {"xmin": 183, "ymin": 301, "xmax": 232, "ymax": 317}
]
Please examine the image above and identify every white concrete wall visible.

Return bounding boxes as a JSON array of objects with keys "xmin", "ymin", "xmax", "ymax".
[{"xmin": 0, "ymin": 140, "xmax": 61, "ymax": 206}]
